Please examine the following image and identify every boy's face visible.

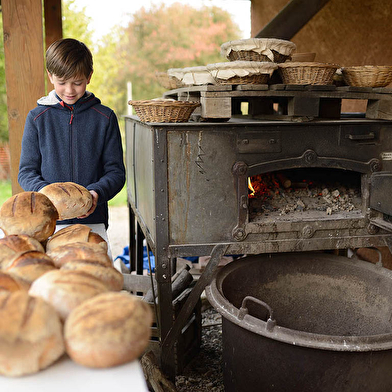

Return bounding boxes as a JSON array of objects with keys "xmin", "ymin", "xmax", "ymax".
[{"xmin": 47, "ymin": 71, "xmax": 92, "ymax": 105}]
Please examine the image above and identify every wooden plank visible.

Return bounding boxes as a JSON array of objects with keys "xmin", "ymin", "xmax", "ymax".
[
  {"xmin": 200, "ymin": 96, "xmax": 231, "ymax": 119},
  {"xmin": 366, "ymin": 99, "xmax": 392, "ymax": 120},
  {"xmin": 3, "ymin": 0, "xmax": 46, "ymax": 194}
]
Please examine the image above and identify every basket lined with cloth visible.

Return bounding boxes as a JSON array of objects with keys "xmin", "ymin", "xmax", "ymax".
[
  {"xmin": 341, "ymin": 65, "xmax": 392, "ymax": 88},
  {"xmin": 155, "ymin": 71, "xmax": 178, "ymax": 90},
  {"xmin": 128, "ymin": 99, "xmax": 200, "ymax": 123},
  {"xmin": 181, "ymin": 66, "xmax": 216, "ymax": 86},
  {"xmin": 221, "ymin": 38, "xmax": 296, "ymax": 63},
  {"xmin": 278, "ymin": 62, "xmax": 340, "ymax": 85},
  {"xmin": 167, "ymin": 68, "xmax": 185, "ymax": 88},
  {"xmin": 206, "ymin": 61, "xmax": 278, "ymax": 85}
]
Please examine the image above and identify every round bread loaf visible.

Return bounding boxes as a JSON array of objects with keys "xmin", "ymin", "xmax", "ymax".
[
  {"xmin": 0, "ymin": 271, "xmax": 30, "ymax": 292},
  {"xmin": 0, "ymin": 234, "xmax": 45, "ymax": 269},
  {"xmin": 64, "ymin": 292, "xmax": 153, "ymax": 368},
  {"xmin": 39, "ymin": 182, "xmax": 93, "ymax": 220},
  {"xmin": 0, "ymin": 291, "xmax": 65, "ymax": 377},
  {"xmin": 29, "ymin": 269, "xmax": 109, "ymax": 321},
  {"xmin": 60, "ymin": 260, "xmax": 124, "ymax": 291},
  {"xmin": 46, "ymin": 224, "xmax": 107, "ymax": 252},
  {"xmin": 0, "ymin": 192, "xmax": 58, "ymax": 242},
  {"xmin": 5, "ymin": 250, "xmax": 57, "ymax": 284},
  {"xmin": 46, "ymin": 241, "xmax": 112, "ymax": 268}
]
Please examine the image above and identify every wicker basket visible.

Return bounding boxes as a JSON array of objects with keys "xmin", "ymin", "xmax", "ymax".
[
  {"xmin": 278, "ymin": 62, "xmax": 340, "ymax": 85},
  {"xmin": 155, "ymin": 71, "xmax": 178, "ymax": 90},
  {"xmin": 341, "ymin": 65, "xmax": 392, "ymax": 87},
  {"xmin": 228, "ymin": 49, "xmax": 290, "ymax": 63},
  {"xmin": 206, "ymin": 61, "xmax": 278, "ymax": 85},
  {"xmin": 221, "ymin": 38, "xmax": 296, "ymax": 64},
  {"xmin": 128, "ymin": 99, "xmax": 200, "ymax": 123}
]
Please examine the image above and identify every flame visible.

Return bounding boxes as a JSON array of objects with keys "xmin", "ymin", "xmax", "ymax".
[{"xmin": 248, "ymin": 177, "xmax": 255, "ymax": 197}]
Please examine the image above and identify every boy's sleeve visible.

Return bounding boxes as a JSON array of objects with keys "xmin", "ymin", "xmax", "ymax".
[
  {"xmin": 18, "ymin": 112, "xmax": 50, "ymax": 192},
  {"xmin": 86, "ymin": 111, "xmax": 126, "ymax": 204}
]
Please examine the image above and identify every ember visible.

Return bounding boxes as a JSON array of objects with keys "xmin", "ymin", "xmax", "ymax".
[{"xmin": 248, "ymin": 169, "xmax": 362, "ymax": 218}]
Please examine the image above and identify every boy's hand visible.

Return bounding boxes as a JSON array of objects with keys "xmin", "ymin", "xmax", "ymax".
[{"xmin": 77, "ymin": 190, "xmax": 98, "ymax": 219}]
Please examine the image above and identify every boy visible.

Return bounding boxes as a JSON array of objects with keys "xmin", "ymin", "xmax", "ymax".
[{"xmin": 18, "ymin": 38, "xmax": 125, "ymax": 230}]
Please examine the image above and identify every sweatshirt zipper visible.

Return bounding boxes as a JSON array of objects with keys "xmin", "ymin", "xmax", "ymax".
[{"xmin": 62, "ymin": 102, "xmax": 75, "ymax": 181}]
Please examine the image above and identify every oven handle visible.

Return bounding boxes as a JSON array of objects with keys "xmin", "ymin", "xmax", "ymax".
[{"xmin": 238, "ymin": 295, "xmax": 277, "ymax": 332}]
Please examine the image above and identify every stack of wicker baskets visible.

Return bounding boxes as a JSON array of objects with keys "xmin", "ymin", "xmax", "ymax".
[{"xmin": 214, "ymin": 38, "xmax": 296, "ymax": 85}]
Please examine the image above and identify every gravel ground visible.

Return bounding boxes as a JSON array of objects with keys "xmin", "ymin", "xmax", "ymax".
[
  {"xmin": 107, "ymin": 205, "xmax": 129, "ymax": 260},
  {"xmin": 175, "ymin": 306, "xmax": 224, "ymax": 392}
]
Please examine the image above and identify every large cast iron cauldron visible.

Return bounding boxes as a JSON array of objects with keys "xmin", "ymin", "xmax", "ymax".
[{"xmin": 205, "ymin": 252, "xmax": 392, "ymax": 392}]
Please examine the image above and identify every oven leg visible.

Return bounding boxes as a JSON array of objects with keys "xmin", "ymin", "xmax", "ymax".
[
  {"xmin": 160, "ymin": 243, "xmax": 228, "ymax": 376},
  {"xmin": 128, "ymin": 204, "xmax": 136, "ymax": 273},
  {"xmin": 136, "ymin": 221, "xmax": 145, "ymax": 275}
]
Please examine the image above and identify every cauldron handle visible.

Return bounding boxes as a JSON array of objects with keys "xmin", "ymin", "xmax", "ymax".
[{"xmin": 238, "ymin": 295, "xmax": 277, "ymax": 332}]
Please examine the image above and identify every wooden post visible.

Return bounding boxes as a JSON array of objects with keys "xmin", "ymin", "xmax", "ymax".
[
  {"xmin": 44, "ymin": 0, "xmax": 63, "ymax": 92},
  {"xmin": 2, "ymin": 0, "xmax": 46, "ymax": 194}
]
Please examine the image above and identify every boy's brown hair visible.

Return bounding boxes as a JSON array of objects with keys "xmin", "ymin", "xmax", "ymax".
[{"xmin": 46, "ymin": 38, "xmax": 93, "ymax": 80}]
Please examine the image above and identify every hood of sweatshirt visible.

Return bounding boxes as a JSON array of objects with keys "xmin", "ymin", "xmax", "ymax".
[{"xmin": 37, "ymin": 90, "xmax": 100, "ymax": 112}]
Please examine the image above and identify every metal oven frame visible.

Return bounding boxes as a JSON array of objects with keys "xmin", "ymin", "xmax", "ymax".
[{"xmin": 125, "ymin": 115, "xmax": 392, "ymax": 377}]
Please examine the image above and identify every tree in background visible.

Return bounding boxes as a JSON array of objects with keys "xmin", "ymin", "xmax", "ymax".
[{"xmin": 91, "ymin": 3, "xmax": 241, "ymax": 116}]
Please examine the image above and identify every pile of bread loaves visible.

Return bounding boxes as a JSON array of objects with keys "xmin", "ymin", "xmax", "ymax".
[{"xmin": 0, "ymin": 182, "xmax": 153, "ymax": 377}]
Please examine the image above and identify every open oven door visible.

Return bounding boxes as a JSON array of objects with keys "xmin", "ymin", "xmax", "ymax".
[{"xmin": 369, "ymin": 171, "xmax": 392, "ymax": 232}]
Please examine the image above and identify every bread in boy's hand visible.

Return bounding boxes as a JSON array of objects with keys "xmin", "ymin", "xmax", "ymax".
[
  {"xmin": 39, "ymin": 182, "xmax": 93, "ymax": 220},
  {"xmin": 64, "ymin": 292, "xmax": 153, "ymax": 368},
  {"xmin": 0, "ymin": 192, "xmax": 58, "ymax": 243},
  {"xmin": 46, "ymin": 224, "xmax": 107, "ymax": 252},
  {"xmin": 0, "ymin": 290, "xmax": 65, "ymax": 377}
]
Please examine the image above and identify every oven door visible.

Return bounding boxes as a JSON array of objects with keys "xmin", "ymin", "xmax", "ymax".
[{"xmin": 369, "ymin": 171, "xmax": 392, "ymax": 232}]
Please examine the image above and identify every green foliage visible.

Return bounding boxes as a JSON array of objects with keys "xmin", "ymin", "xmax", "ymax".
[
  {"xmin": 91, "ymin": 3, "xmax": 241, "ymax": 116},
  {"xmin": 108, "ymin": 184, "xmax": 127, "ymax": 207},
  {"xmin": 0, "ymin": 180, "xmax": 12, "ymax": 206},
  {"xmin": 0, "ymin": 18, "xmax": 9, "ymax": 143}
]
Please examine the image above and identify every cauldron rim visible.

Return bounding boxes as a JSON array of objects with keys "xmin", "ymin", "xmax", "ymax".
[{"xmin": 205, "ymin": 252, "xmax": 392, "ymax": 352}]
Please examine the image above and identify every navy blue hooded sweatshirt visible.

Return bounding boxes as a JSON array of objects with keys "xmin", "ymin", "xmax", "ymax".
[{"xmin": 18, "ymin": 90, "xmax": 126, "ymax": 229}]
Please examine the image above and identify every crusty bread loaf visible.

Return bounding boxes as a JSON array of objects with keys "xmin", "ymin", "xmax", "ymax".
[
  {"xmin": 46, "ymin": 242, "xmax": 112, "ymax": 268},
  {"xmin": 29, "ymin": 269, "xmax": 109, "ymax": 321},
  {"xmin": 46, "ymin": 224, "xmax": 107, "ymax": 252},
  {"xmin": 0, "ymin": 192, "xmax": 58, "ymax": 242},
  {"xmin": 0, "ymin": 234, "xmax": 45, "ymax": 269},
  {"xmin": 39, "ymin": 182, "xmax": 93, "ymax": 220},
  {"xmin": 0, "ymin": 291, "xmax": 64, "ymax": 377},
  {"xmin": 5, "ymin": 250, "xmax": 57, "ymax": 284},
  {"xmin": 0, "ymin": 271, "xmax": 30, "ymax": 292},
  {"xmin": 60, "ymin": 260, "xmax": 124, "ymax": 291},
  {"xmin": 64, "ymin": 292, "xmax": 153, "ymax": 368}
]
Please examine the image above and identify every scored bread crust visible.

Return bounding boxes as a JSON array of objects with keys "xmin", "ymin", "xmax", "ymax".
[
  {"xmin": 0, "ymin": 234, "xmax": 45, "ymax": 270},
  {"xmin": 0, "ymin": 192, "xmax": 59, "ymax": 242},
  {"xmin": 0, "ymin": 291, "xmax": 65, "ymax": 377},
  {"xmin": 0, "ymin": 271, "xmax": 30, "ymax": 292},
  {"xmin": 64, "ymin": 292, "xmax": 153, "ymax": 368},
  {"xmin": 46, "ymin": 224, "xmax": 107, "ymax": 252},
  {"xmin": 60, "ymin": 260, "xmax": 124, "ymax": 291},
  {"xmin": 46, "ymin": 241, "xmax": 112, "ymax": 268},
  {"xmin": 39, "ymin": 182, "xmax": 93, "ymax": 220},
  {"xmin": 29, "ymin": 269, "xmax": 109, "ymax": 321},
  {"xmin": 5, "ymin": 250, "xmax": 57, "ymax": 285}
]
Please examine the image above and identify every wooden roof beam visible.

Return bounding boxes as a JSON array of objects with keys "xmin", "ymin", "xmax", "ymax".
[{"xmin": 255, "ymin": 0, "xmax": 331, "ymax": 39}]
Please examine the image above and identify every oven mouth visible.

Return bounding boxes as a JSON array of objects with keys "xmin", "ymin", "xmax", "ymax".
[{"xmin": 248, "ymin": 168, "xmax": 363, "ymax": 223}]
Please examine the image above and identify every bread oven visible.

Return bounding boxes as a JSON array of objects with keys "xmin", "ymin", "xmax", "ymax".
[{"xmin": 125, "ymin": 112, "xmax": 392, "ymax": 377}]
